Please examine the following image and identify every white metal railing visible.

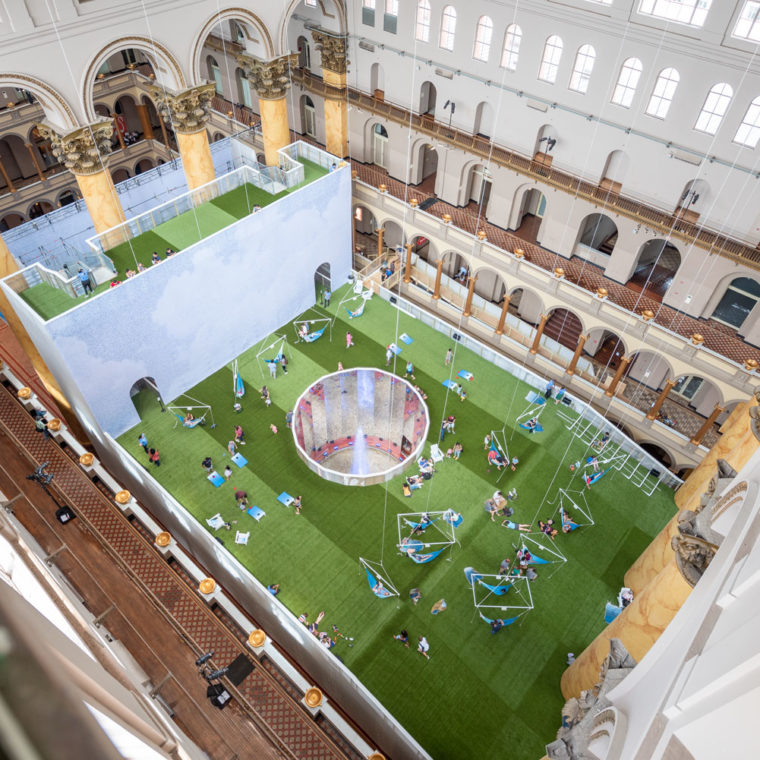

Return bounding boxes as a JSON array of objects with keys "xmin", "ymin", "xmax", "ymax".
[{"xmin": 374, "ymin": 278, "xmax": 683, "ymax": 490}]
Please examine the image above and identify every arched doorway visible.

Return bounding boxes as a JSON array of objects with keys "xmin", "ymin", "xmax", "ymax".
[
  {"xmin": 627, "ymin": 239, "xmax": 681, "ymax": 301},
  {"xmin": 544, "ymin": 308, "xmax": 583, "ymax": 351},
  {"xmin": 473, "ymin": 101, "xmax": 494, "ymax": 138},
  {"xmin": 129, "ymin": 376, "xmax": 164, "ymax": 419},
  {"xmin": 576, "ymin": 213, "xmax": 618, "ymax": 258},
  {"xmin": 0, "ymin": 135, "xmax": 31, "ymax": 188},
  {"xmin": 353, "ymin": 205, "xmax": 378, "ymax": 260},
  {"xmin": 383, "ymin": 220, "xmax": 405, "ymax": 250},
  {"xmin": 600, "ymin": 150, "xmax": 629, "ymax": 193},
  {"xmin": 473, "ymin": 268, "xmax": 506, "ymax": 305},
  {"xmin": 416, "ymin": 143, "xmax": 438, "ymax": 193},
  {"xmin": 301, "ymin": 95, "xmax": 316, "ymax": 138},
  {"xmin": 0, "ymin": 213, "xmax": 25, "ymax": 231},
  {"xmin": 57, "ymin": 189, "xmax": 79, "ymax": 206},
  {"xmin": 28, "ymin": 201, "xmax": 54, "ymax": 219},
  {"xmin": 372, "ymin": 124, "xmax": 388, "ymax": 169},
  {"xmin": 314, "ymin": 262, "xmax": 331, "ymax": 303},
  {"xmin": 297, "ymin": 35, "xmax": 311, "ymax": 69},
  {"xmin": 111, "ymin": 168, "xmax": 130, "ymax": 184},
  {"xmin": 464, "ymin": 164, "xmax": 492, "ymax": 209},
  {"xmin": 514, "ymin": 188, "xmax": 546, "ymax": 242},
  {"xmin": 676, "ymin": 179, "xmax": 710, "ymax": 220},
  {"xmin": 508, "ymin": 288, "xmax": 544, "ymax": 325},
  {"xmin": 419, "ymin": 81, "xmax": 436, "ymax": 115},
  {"xmin": 440, "ymin": 252, "xmax": 470, "ymax": 307},
  {"xmin": 639, "ymin": 443, "xmax": 673, "ymax": 472},
  {"xmin": 711, "ymin": 276, "xmax": 760, "ymax": 329},
  {"xmin": 135, "ymin": 159, "xmax": 154, "ymax": 174}
]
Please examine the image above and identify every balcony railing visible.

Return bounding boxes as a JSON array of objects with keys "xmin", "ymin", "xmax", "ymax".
[{"xmin": 291, "ymin": 69, "xmax": 760, "ymax": 270}]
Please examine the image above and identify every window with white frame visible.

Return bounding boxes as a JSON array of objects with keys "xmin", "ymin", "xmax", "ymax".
[
  {"xmin": 734, "ymin": 96, "xmax": 760, "ymax": 147},
  {"xmin": 416, "ymin": 0, "xmax": 431, "ymax": 42},
  {"xmin": 695, "ymin": 83, "xmax": 733, "ymax": 134},
  {"xmin": 646, "ymin": 67, "xmax": 679, "ymax": 118},
  {"xmin": 384, "ymin": 0, "xmax": 399, "ymax": 33},
  {"xmin": 538, "ymin": 36, "xmax": 563, "ymax": 83},
  {"xmin": 734, "ymin": 1, "xmax": 760, "ymax": 41},
  {"xmin": 386, "ymin": 0, "xmax": 399, "ymax": 14},
  {"xmin": 501, "ymin": 24, "xmax": 522, "ymax": 70},
  {"xmin": 569, "ymin": 44, "xmax": 596, "ymax": 93},
  {"xmin": 440, "ymin": 6, "xmax": 457, "ymax": 50},
  {"xmin": 638, "ymin": 0, "xmax": 712, "ymax": 27},
  {"xmin": 611, "ymin": 58, "xmax": 643, "ymax": 107},
  {"xmin": 362, "ymin": 0, "xmax": 376, "ymax": 26},
  {"xmin": 473, "ymin": 16, "xmax": 494, "ymax": 62}
]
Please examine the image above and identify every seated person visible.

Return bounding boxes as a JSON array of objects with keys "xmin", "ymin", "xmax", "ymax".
[
  {"xmin": 233, "ymin": 402, "xmax": 242, "ymax": 413},
  {"xmin": 201, "ymin": 456, "xmax": 213, "ymax": 472},
  {"xmin": 267, "ymin": 583, "xmax": 280, "ymax": 596},
  {"xmin": 406, "ymin": 475, "xmax": 424, "ymax": 490},
  {"xmin": 165, "ymin": 247, "xmax": 176, "ymax": 256},
  {"xmin": 620, "ymin": 588, "xmax": 634, "ymax": 608},
  {"xmin": 539, "ymin": 519, "xmax": 558, "ymax": 538},
  {"xmin": 459, "ymin": 387, "xmax": 467, "ymax": 402},
  {"xmin": 414, "ymin": 385, "xmax": 428, "ymax": 400},
  {"xmin": 400, "ymin": 537, "xmax": 418, "ymax": 556},
  {"xmin": 402, "ymin": 482, "xmax": 412, "ymax": 497},
  {"xmin": 234, "ymin": 489, "xmax": 249, "ymax": 509},
  {"xmin": 137, "ymin": 262, "xmax": 146, "ymax": 272},
  {"xmin": 298, "ymin": 323, "xmax": 309, "ymax": 340},
  {"xmin": 251, "ymin": 204, "xmax": 261, "ymax": 213},
  {"xmin": 454, "ymin": 265, "xmax": 467, "ymax": 283},
  {"xmin": 561, "ymin": 510, "xmax": 579, "ymax": 533},
  {"xmin": 453, "ymin": 442, "xmax": 463, "ymax": 459},
  {"xmin": 493, "ymin": 490, "xmax": 507, "ymax": 508},
  {"xmin": 184, "ymin": 411, "xmax": 195, "ymax": 425},
  {"xmin": 490, "ymin": 618, "xmax": 504, "ymax": 635},
  {"xmin": 151, "ymin": 251, "xmax": 161, "ymax": 265},
  {"xmin": 488, "ymin": 450, "xmax": 507, "ymax": 470},
  {"xmin": 125, "ymin": 268, "xmax": 136, "ymax": 278},
  {"xmin": 526, "ymin": 567, "xmax": 538, "ymax": 581},
  {"xmin": 517, "ymin": 549, "xmax": 532, "ymax": 569},
  {"xmin": 372, "ymin": 579, "xmax": 386, "ymax": 594},
  {"xmin": 409, "ymin": 588, "xmax": 421, "ymax": 605},
  {"xmin": 484, "ymin": 498, "xmax": 501, "ymax": 522},
  {"xmin": 525, "ymin": 417, "xmax": 539, "ymax": 432}
]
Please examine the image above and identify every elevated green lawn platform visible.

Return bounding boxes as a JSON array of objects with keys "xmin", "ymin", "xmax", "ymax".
[
  {"xmin": 18, "ymin": 159, "xmax": 327, "ymax": 320},
  {"xmin": 118, "ymin": 288, "xmax": 676, "ymax": 759}
]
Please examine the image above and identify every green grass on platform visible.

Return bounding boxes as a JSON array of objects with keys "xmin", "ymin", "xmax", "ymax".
[
  {"xmin": 18, "ymin": 159, "xmax": 329, "ymax": 321},
  {"xmin": 118, "ymin": 288, "xmax": 676, "ymax": 759}
]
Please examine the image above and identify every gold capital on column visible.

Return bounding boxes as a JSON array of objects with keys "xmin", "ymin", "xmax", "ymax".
[
  {"xmin": 36, "ymin": 121, "xmax": 126, "ymax": 237},
  {"xmin": 530, "ymin": 314, "xmax": 548, "ymax": 355},
  {"xmin": 566, "ymin": 334, "xmax": 587, "ymax": 376},
  {"xmin": 145, "ymin": 84, "xmax": 216, "ymax": 191},
  {"xmin": 646, "ymin": 378, "xmax": 676, "ymax": 420},
  {"xmin": 238, "ymin": 54, "xmax": 298, "ymax": 166}
]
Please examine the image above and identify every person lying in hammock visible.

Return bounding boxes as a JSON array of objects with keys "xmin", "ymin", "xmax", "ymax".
[
  {"xmin": 539, "ymin": 519, "xmax": 558, "ymax": 539},
  {"xmin": 524, "ymin": 417, "xmax": 540, "ymax": 432},
  {"xmin": 184, "ymin": 411, "xmax": 195, "ymax": 425},
  {"xmin": 561, "ymin": 510, "xmax": 579, "ymax": 533},
  {"xmin": 487, "ymin": 450, "xmax": 507, "ymax": 470}
]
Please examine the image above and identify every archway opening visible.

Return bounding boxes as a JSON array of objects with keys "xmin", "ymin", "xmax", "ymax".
[
  {"xmin": 473, "ymin": 101, "xmax": 494, "ymax": 139},
  {"xmin": 28, "ymin": 201, "xmax": 54, "ymax": 220},
  {"xmin": 301, "ymin": 95, "xmax": 316, "ymax": 138},
  {"xmin": 371, "ymin": 63, "xmax": 385, "ymax": 98},
  {"xmin": 514, "ymin": 188, "xmax": 546, "ymax": 242},
  {"xmin": 544, "ymin": 308, "xmax": 583, "ymax": 351},
  {"xmin": 314, "ymin": 262, "xmax": 331, "ymax": 303},
  {"xmin": 576, "ymin": 213, "xmax": 618, "ymax": 257},
  {"xmin": 0, "ymin": 213, "xmax": 25, "ymax": 231},
  {"xmin": 464, "ymin": 164, "xmax": 492, "ymax": 210},
  {"xmin": 129, "ymin": 376, "xmax": 164, "ymax": 420},
  {"xmin": 353, "ymin": 205, "xmax": 378, "ymax": 262},
  {"xmin": 372, "ymin": 124, "xmax": 388, "ymax": 169},
  {"xmin": 626, "ymin": 239, "xmax": 680, "ymax": 301},
  {"xmin": 416, "ymin": 144, "xmax": 438, "ymax": 194},
  {"xmin": 639, "ymin": 443, "xmax": 673, "ymax": 472},
  {"xmin": 419, "ymin": 81, "xmax": 437, "ymax": 116}
]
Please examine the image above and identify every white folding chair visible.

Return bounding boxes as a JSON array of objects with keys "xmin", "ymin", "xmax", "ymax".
[
  {"xmin": 429, "ymin": 444, "xmax": 444, "ymax": 463},
  {"xmin": 235, "ymin": 531, "xmax": 250, "ymax": 545},
  {"xmin": 206, "ymin": 513, "xmax": 225, "ymax": 530},
  {"xmin": 353, "ymin": 279, "xmax": 364, "ymax": 294}
]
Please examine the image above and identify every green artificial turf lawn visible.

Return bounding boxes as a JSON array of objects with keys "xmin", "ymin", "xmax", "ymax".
[
  {"xmin": 118, "ymin": 288, "xmax": 677, "ymax": 759},
  {"xmin": 18, "ymin": 159, "xmax": 329, "ymax": 321}
]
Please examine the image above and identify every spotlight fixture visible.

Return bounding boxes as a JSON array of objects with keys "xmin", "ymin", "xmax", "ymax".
[
  {"xmin": 195, "ymin": 651, "xmax": 214, "ymax": 667},
  {"xmin": 206, "ymin": 667, "xmax": 229, "ymax": 682}
]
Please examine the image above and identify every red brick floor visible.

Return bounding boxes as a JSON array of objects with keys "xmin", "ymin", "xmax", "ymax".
[{"xmin": 353, "ymin": 163, "xmax": 760, "ymax": 366}]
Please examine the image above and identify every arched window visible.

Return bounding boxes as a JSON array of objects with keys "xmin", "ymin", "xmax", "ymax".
[
  {"xmin": 440, "ymin": 6, "xmax": 457, "ymax": 51},
  {"xmin": 646, "ymin": 67, "xmax": 679, "ymax": 118},
  {"xmin": 712, "ymin": 277, "xmax": 760, "ymax": 328},
  {"xmin": 473, "ymin": 16, "xmax": 494, "ymax": 62},
  {"xmin": 734, "ymin": 96, "xmax": 760, "ymax": 147},
  {"xmin": 416, "ymin": 0, "xmax": 431, "ymax": 42},
  {"xmin": 638, "ymin": 0, "xmax": 712, "ymax": 27},
  {"xmin": 501, "ymin": 24, "xmax": 522, "ymax": 70},
  {"xmin": 538, "ymin": 36, "xmax": 563, "ymax": 84},
  {"xmin": 569, "ymin": 44, "xmax": 596, "ymax": 93},
  {"xmin": 611, "ymin": 58, "xmax": 643, "ymax": 107},
  {"xmin": 695, "ymin": 83, "xmax": 733, "ymax": 134}
]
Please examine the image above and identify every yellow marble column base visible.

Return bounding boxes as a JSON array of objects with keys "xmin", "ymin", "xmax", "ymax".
[
  {"xmin": 176, "ymin": 130, "xmax": 216, "ymax": 197},
  {"xmin": 259, "ymin": 96, "xmax": 290, "ymax": 167},
  {"xmin": 323, "ymin": 70, "xmax": 348, "ymax": 158},
  {"xmin": 75, "ymin": 169, "xmax": 126, "ymax": 246},
  {"xmin": 560, "ymin": 561, "xmax": 692, "ymax": 700}
]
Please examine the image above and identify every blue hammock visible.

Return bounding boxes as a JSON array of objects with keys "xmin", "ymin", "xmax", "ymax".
[
  {"xmin": 364, "ymin": 568, "xmax": 393, "ymax": 598},
  {"xmin": 303, "ymin": 326, "xmax": 326, "ymax": 343},
  {"xmin": 404, "ymin": 517, "xmax": 437, "ymax": 532},
  {"xmin": 235, "ymin": 372, "xmax": 245, "ymax": 398},
  {"xmin": 560, "ymin": 507, "xmax": 580, "ymax": 532},
  {"xmin": 477, "ymin": 579, "xmax": 512, "ymax": 595},
  {"xmin": 464, "ymin": 566, "xmax": 484, "ymax": 585},
  {"xmin": 172, "ymin": 412, "xmax": 204, "ymax": 428},
  {"xmin": 399, "ymin": 538, "xmax": 423, "ymax": 555},
  {"xmin": 585, "ymin": 468, "xmax": 610, "ymax": 487},
  {"xmin": 408, "ymin": 547, "xmax": 445, "ymax": 564},
  {"xmin": 527, "ymin": 553, "xmax": 551, "ymax": 565},
  {"xmin": 346, "ymin": 300, "xmax": 366, "ymax": 319},
  {"xmin": 487, "ymin": 439, "xmax": 507, "ymax": 468},
  {"xmin": 479, "ymin": 612, "xmax": 520, "ymax": 628},
  {"xmin": 519, "ymin": 421, "xmax": 544, "ymax": 433},
  {"xmin": 442, "ymin": 509, "xmax": 464, "ymax": 528}
]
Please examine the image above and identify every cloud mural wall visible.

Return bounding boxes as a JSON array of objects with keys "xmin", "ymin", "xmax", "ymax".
[{"xmin": 42, "ymin": 167, "xmax": 352, "ymax": 436}]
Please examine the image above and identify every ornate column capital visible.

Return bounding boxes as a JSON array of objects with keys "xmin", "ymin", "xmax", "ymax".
[
  {"xmin": 35, "ymin": 121, "xmax": 114, "ymax": 175},
  {"xmin": 145, "ymin": 83, "xmax": 216, "ymax": 135},
  {"xmin": 311, "ymin": 31, "xmax": 350, "ymax": 75},
  {"xmin": 237, "ymin": 53, "xmax": 299, "ymax": 100}
]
